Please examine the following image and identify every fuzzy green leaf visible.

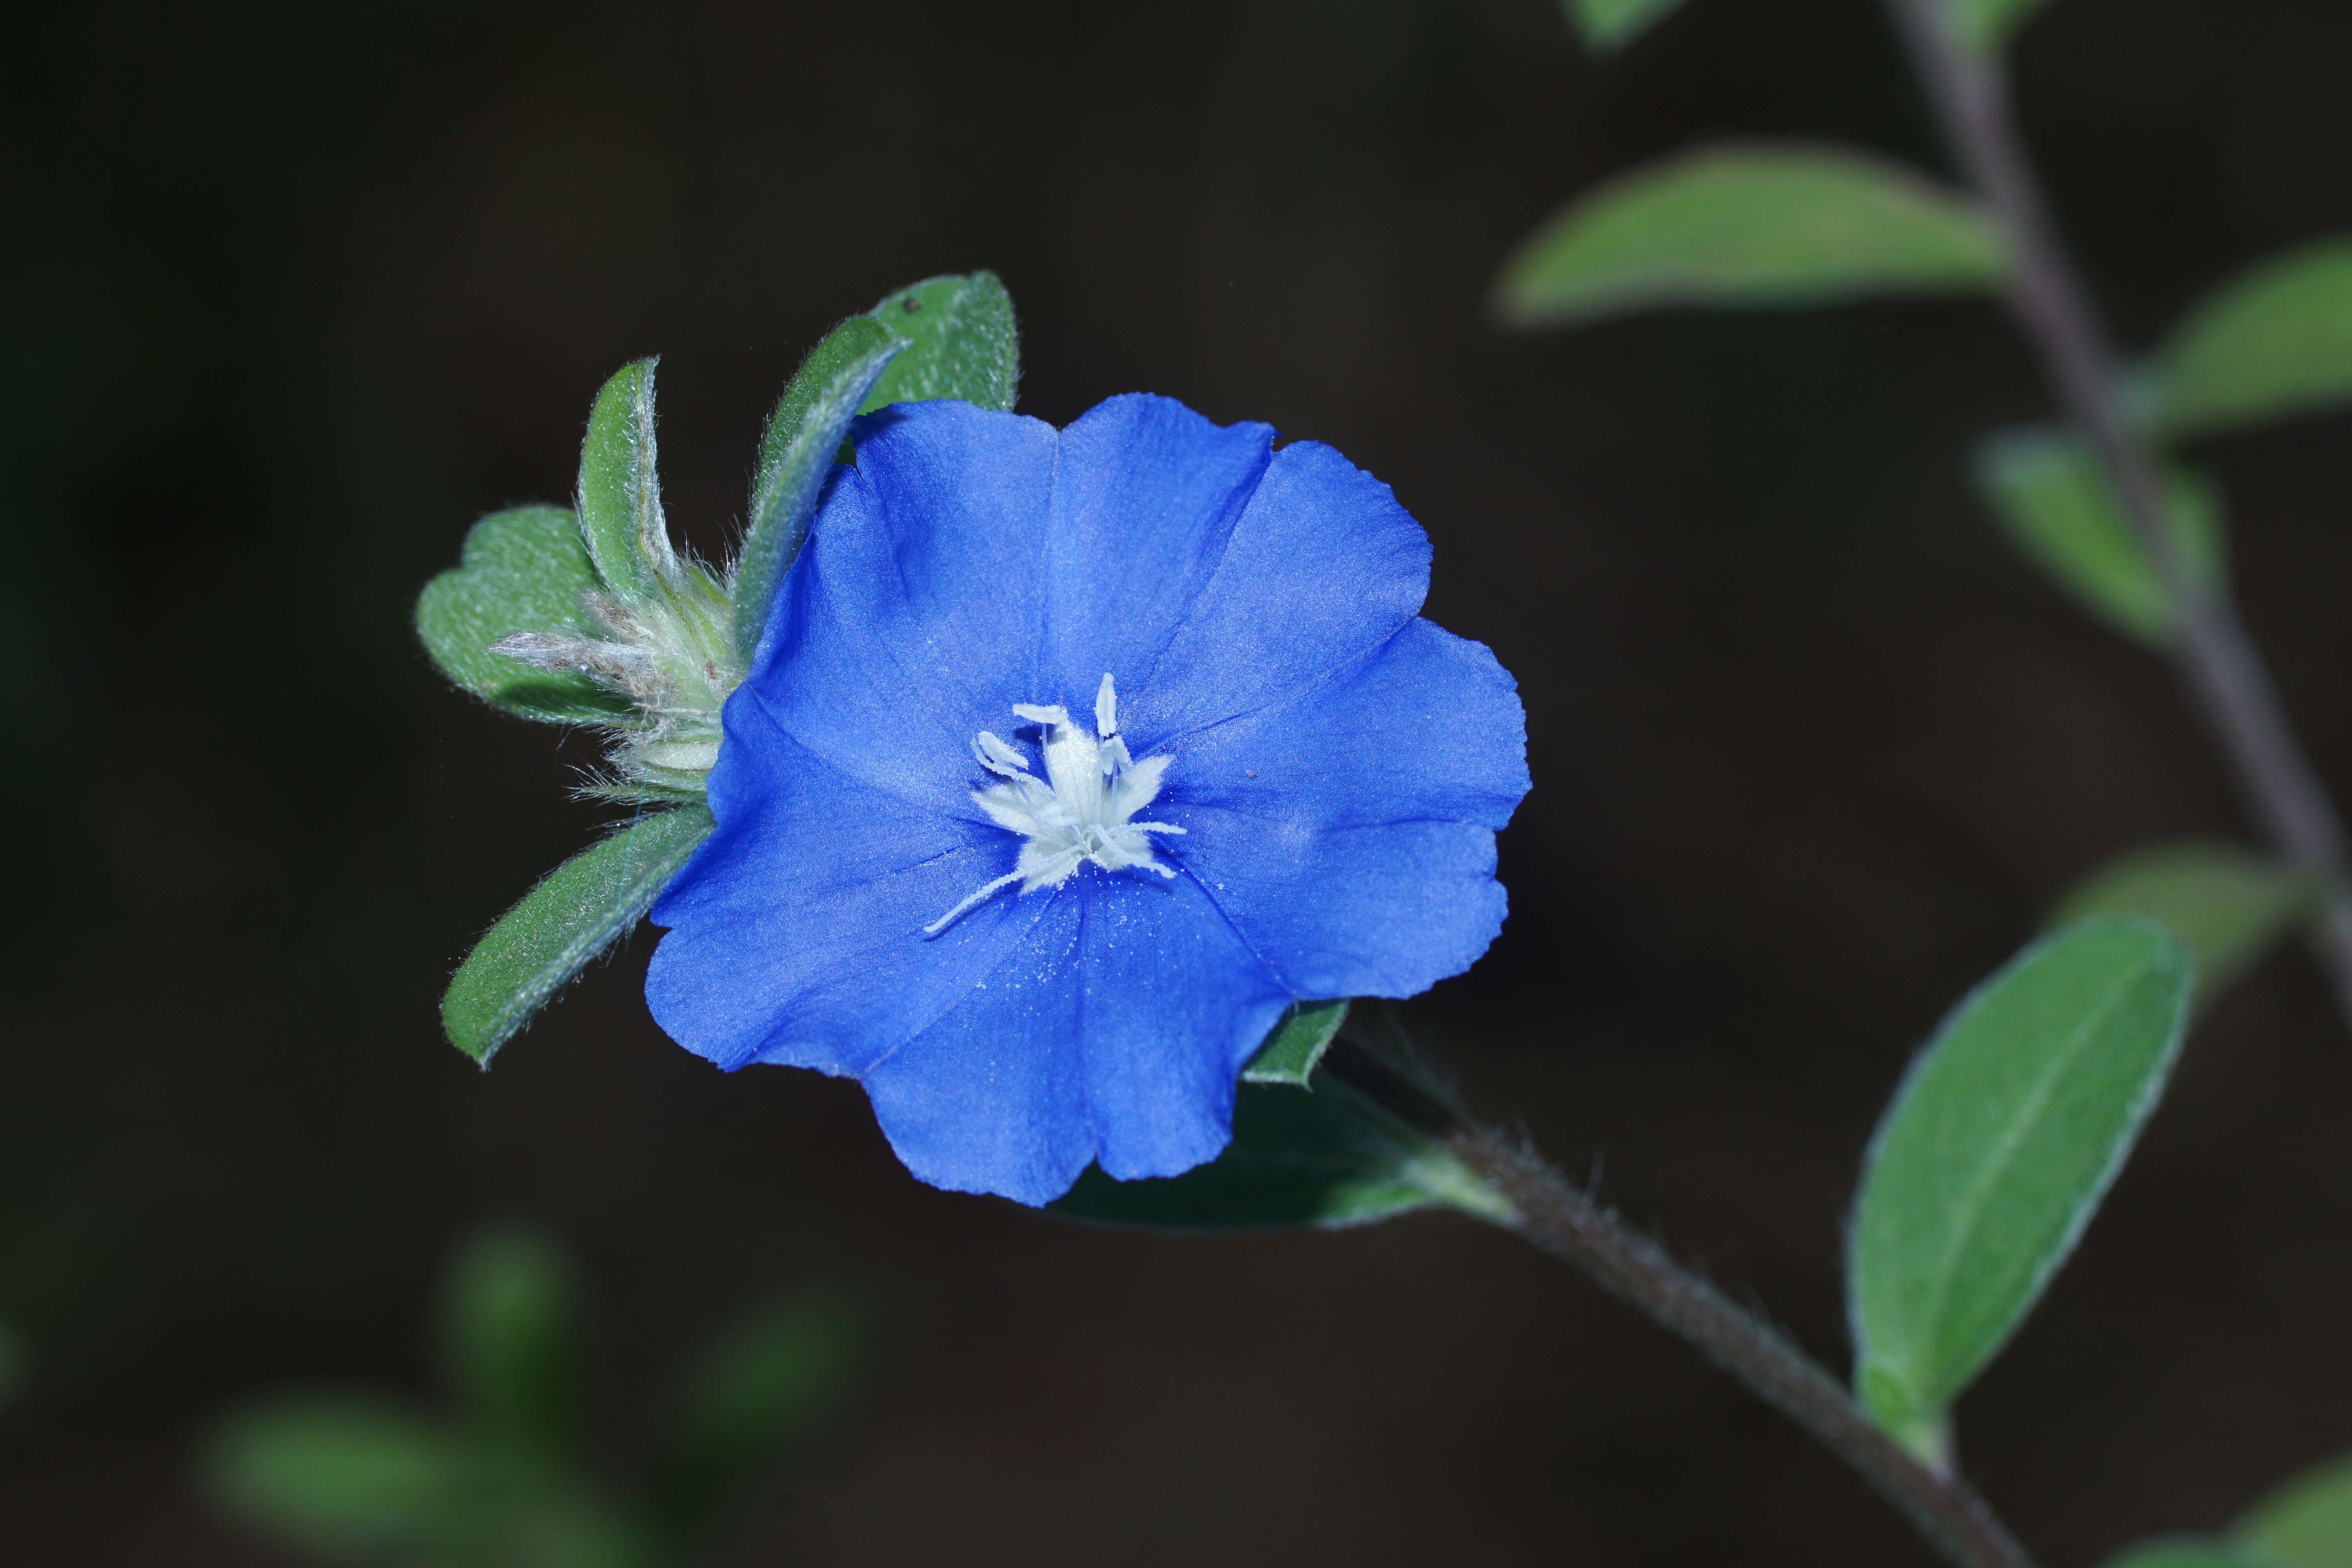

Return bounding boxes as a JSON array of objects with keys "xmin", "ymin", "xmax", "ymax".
[
  {"xmin": 1561, "ymin": 0, "xmax": 1684, "ymax": 51},
  {"xmin": 442, "ymin": 806, "xmax": 714, "ymax": 1064},
  {"xmin": 441, "ymin": 1229, "xmax": 582, "ymax": 1455},
  {"xmin": 655, "ymin": 1292, "xmax": 861, "ymax": 1539},
  {"xmin": 576, "ymin": 358, "xmax": 675, "ymax": 605},
  {"xmin": 416, "ymin": 506, "xmax": 632, "ymax": 725},
  {"xmin": 2049, "ymin": 841, "xmax": 2314, "ymax": 1011},
  {"xmin": 2238, "ymin": 1451, "xmax": 2352, "ymax": 1568},
  {"xmin": 861, "ymin": 272, "xmax": 1020, "ymax": 412},
  {"xmin": 1944, "ymin": 0, "xmax": 2051, "ymax": 53},
  {"xmin": 1241, "ymin": 1000, "xmax": 1350, "ymax": 1087},
  {"xmin": 1974, "ymin": 423, "xmax": 2227, "ymax": 647},
  {"xmin": 1051, "ymin": 1070, "xmax": 1510, "ymax": 1232},
  {"xmin": 734, "ymin": 319, "xmax": 904, "ymax": 661},
  {"xmin": 2151, "ymin": 238, "xmax": 2352, "ymax": 440},
  {"xmin": 1848, "ymin": 920, "xmax": 2190, "ymax": 1459},
  {"xmin": 1493, "ymin": 143, "xmax": 2005, "ymax": 327}
]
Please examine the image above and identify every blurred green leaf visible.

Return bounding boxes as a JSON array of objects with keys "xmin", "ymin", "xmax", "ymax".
[
  {"xmin": 1051, "ymin": 1068, "xmax": 1509, "ymax": 1231},
  {"xmin": 2151, "ymin": 238, "xmax": 2352, "ymax": 441},
  {"xmin": 861, "ymin": 272, "xmax": 1020, "ymax": 412},
  {"xmin": 1847, "ymin": 921, "xmax": 2190, "ymax": 1461},
  {"xmin": 2107, "ymin": 1540, "xmax": 2281, "ymax": 1568},
  {"xmin": 442, "ymin": 805, "xmax": 714, "ymax": 1064},
  {"xmin": 202, "ymin": 1394, "xmax": 467, "ymax": 1559},
  {"xmin": 1944, "ymin": 0, "xmax": 2051, "ymax": 53},
  {"xmin": 1561, "ymin": 0, "xmax": 1684, "ymax": 51},
  {"xmin": 655, "ymin": 1291, "xmax": 861, "ymax": 1539},
  {"xmin": 415, "ymin": 507, "xmax": 632, "ymax": 726},
  {"xmin": 2239, "ymin": 1451, "xmax": 2352, "ymax": 1568},
  {"xmin": 2049, "ymin": 841, "xmax": 2314, "ymax": 1010},
  {"xmin": 576, "ymin": 358, "xmax": 675, "ymax": 605},
  {"xmin": 1973, "ymin": 423, "xmax": 2227, "ymax": 647},
  {"xmin": 0, "ymin": 1319, "xmax": 23, "ymax": 1406},
  {"xmin": 734, "ymin": 318, "xmax": 904, "ymax": 661},
  {"xmin": 1492, "ymin": 143, "xmax": 2004, "ymax": 327},
  {"xmin": 1240, "ymin": 1000, "xmax": 1350, "ymax": 1087},
  {"xmin": 442, "ymin": 1229, "xmax": 583, "ymax": 1455}
]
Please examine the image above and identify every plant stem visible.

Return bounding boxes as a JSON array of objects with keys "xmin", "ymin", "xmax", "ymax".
[
  {"xmin": 1880, "ymin": 0, "xmax": 2352, "ymax": 1028},
  {"xmin": 1321, "ymin": 1040, "xmax": 2038, "ymax": 1568},
  {"xmin": 1448, "ymin": 1127, "xmax": 2038, "ymax": 1568}
]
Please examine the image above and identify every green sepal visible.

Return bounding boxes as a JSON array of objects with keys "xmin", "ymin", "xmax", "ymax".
[
  {"xmin": 1847, "ymin": 920, "xmax": 2190, "ymax": 1451},
  {"xmin": 861, "ymin": 272, "xmax": 1020, "ymax": 412},
  {"xmin": 1240, "ymin": 1000, "xmax": 1349, "ymax": 1086},
  {"xmin": 653, "ymin": 1290, "xmax": 862, "ymax": 1542},
  {"xmin": 1050, "ymin": 1063, "xmax": 1510, "ymax": 1232},
  {"xmin": 1973, "ymin": 423, "xmax": 2227, "ymax": 647},
  {"xmin": 1492, "ymin": 143, "xmax": 2005, "ymax": 328},
  {"xmin": 439, "ymin": 1229, "xmax": 583, "ymax": 1456},
  {"xmin": 576, "ymin": 358, "xmax": 675, "ymax": 606},
  {"xmin": 734, "ymin": 318, "xmax": 904, "ymax": 661},
  {"xmin": 2237, "ymin": 1450, "xmax": 2352, "ymax": 1568},
  {"xmin": 415, "ymin": 506, "xmax": 633, "ymax": 725},
  {"xmin": 1561, "ymin": 0, "xmax": 1684, "ymax": 52},
  {"xmin": 2048, "ymin": 841, "xmax": 2316, "ymax": 1012},
  {"xmin": 441, "ymin": 805, "xmax": 715, "ymax": 1065},
  {"xmin": 2150, "ymin": 237, "xmax": 2352, "ymax": 441}
]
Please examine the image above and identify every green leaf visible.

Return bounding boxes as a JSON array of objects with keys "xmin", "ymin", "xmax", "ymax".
[
  {"xmin": 2106, "ymin": 1541, "xmax": 2280, "ymax": 1568},
  {"xmin": 1240, "ymin": 1000, "xmax": 1350, "ymax": 1087},
  {"xmin": 441, "ymin": 1229, "xmax": 583, "ymax": 1454},
  {"xmin": 2238, "ymin": 1451, "xmax": 2352, "ymax": 1568},
  {"xmin": 0, "ymin": 1319, "xmax": 23, "ymax": 1406},
  {"xmin": 201, "ymin": 1394, "xmax": 468, "ymax": 1559},
  {"xmin": 442, "ymin": 805, "xmax": 715, "ymax": 1064},
  {"xmin": 1561, "ymin": 0, "xmax": 1684, "ymax": 51},
  {"xmin": 2049, "ymin": 841, "xmax": 2315, "ymax": 1010},
  {"xmin": 575, "ymin": 358, "xmax": 675, "ymax": 605},
  {"xmin": 1973, "ymin": 423, "xmax": 2227, "ymax": 647},
  {"xmin": 861, "ymin": 272, "xmax": 1020, "ymax": 412},
  {"xmin": 1051, "ymin": 1069, "xmax": 1510, "ymax": 1231},
  {"xmin": 655, "ymin": 1291, "xmax": 861, "ymax": 1539},
  {"xmin": 416, "ymin": 506, "xmax": 633, "ymax": 725},
  {"xmin": 734, "ymin": 318, "xmax": 904, "ymax": 661},
  {"xmin": 2151, "ymin": 237, "xmax": 2352, "ymax": 440},
  {"xmin": 201, "ymin": 1394, "xmax": 650, "ymax": 1568},
  {"xmin": 1847, "ymin": 920, "xmax": 2191, "ymax": 1459},
  {"xmin": 1944, "ymin": 0, "xmax": 2052, "ymax": 53},
  {"xmin": 1492, "ymin": 143, "xmax": 2005, "ymax": 328}
]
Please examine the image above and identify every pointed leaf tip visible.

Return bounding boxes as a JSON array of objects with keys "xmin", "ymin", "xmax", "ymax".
[
  {"xmin": 860, "ymin": 272, "xmax": 1020, "ymax": 413},
  {"xmin": 577, "ymin": 358, "xmax": 674, "ymax": 605},
  {"xmin": 441, "ymin": 805, "xmax": 714, "ymax": 1064},
  {"xmin": 1241, "ymin": 1000, "xmax": 1350, "ymax": 1087}
]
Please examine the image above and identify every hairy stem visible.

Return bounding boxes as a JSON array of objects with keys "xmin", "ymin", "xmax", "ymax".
[
  {"xmin": 1323, "ymin": 1041, "xmax": 2038, "ymax": 1568},
  {"xmin": 1880, "ymin": 0, "xmax": 2352, "ymax": 1026}
]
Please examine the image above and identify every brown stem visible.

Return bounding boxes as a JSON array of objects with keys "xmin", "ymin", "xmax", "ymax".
[
  {"xmin": 1880, "ymin": 0, "xmax": 2352, "ymax": 1026},
  {"xmin": 1323, "ymin": 1042, "xmax": 2039, "ymax": 1568}
]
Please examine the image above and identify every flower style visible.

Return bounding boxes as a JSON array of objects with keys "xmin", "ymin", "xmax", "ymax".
[{"xmin": 644, "ymin": 394, "xmax": 1529, "ymax": 1205}]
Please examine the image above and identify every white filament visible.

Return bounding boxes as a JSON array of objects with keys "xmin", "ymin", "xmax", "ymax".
[{"xmin": 924, "ymin": 673, "xmax": 1185, "ymax": 935}]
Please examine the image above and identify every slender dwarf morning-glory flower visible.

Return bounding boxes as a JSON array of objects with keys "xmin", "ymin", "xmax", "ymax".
[{"xmin": 644, "ymin": 393, "xmax": 1529, "ymax": 1205}]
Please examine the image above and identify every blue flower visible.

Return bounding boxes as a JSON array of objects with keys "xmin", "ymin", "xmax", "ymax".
[{"xmin": 645, "ymin": 394, "xmax": 1529, "ymax": 1205}]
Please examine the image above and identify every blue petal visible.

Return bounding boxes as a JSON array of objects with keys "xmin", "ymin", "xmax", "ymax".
[
  {"xmin": 647, "ymin": 690, "xmax": 1056, "ymax": 1074},
  {"xmin": 1124, "ymin": 438, "xmax": 1434, "ymax": 743},
  {"xmin": 1035, "ymin": 394, "xmax": 1274, "ymax": 704},
  {"xmin": 860, "ymin": 872, "xmax": 1291, "ymax": 1205},
  {"xmin": 1169, "ymin": 618, "xmax": 1529, "ymax": 999}
]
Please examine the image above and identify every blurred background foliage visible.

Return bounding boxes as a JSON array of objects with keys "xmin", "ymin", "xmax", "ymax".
[{"xmin": 4, "ymin": 0, "xmax": 2352, "ymax": 1563}]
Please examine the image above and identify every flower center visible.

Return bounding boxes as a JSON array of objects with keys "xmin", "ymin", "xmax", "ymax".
[{"xmin": 923, "ymin": 673, "xmax": 1185, "ymax": 936}]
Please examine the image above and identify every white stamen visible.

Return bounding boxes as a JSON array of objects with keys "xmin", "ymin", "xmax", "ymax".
[{"xmin": 924, "ymin": 673, "xmax": 1184, "ymax": 936}]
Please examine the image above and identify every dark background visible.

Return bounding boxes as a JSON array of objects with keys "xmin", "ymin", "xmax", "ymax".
[{"xmin": 6, "ymin": 0, "xmax": 2352, "ymax": 1561}]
